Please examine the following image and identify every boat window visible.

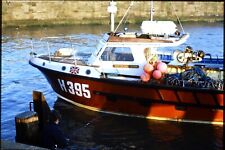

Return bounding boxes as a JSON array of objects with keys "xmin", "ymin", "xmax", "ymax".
[{"xmin": 101, "ymin": 47, "xmax": 134, "ymax": 61}]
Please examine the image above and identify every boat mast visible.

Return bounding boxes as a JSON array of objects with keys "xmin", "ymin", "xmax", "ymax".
[
  {"xmin": 150, "ymin": 1, "xmax": 154, "ymax": 21},
  {"xmin": 107, "ymin": 1, "xmax": 117, "ymax": 33}
]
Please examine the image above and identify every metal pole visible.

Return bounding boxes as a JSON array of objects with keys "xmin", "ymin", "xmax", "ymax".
[
  {"xmin": 150, "ymin": 1, "xmax": 154, "ymax": 21},
  {"xmin": 107, "ymin": 1, "xmax": 117, "ymax": 32},
  {"xmin": 111, "ymin": 13, "xmax": 115, "ymax": 32},
  {"xmin": 31, "ymin": 38, "xmax": 34, "ymax": 55}
]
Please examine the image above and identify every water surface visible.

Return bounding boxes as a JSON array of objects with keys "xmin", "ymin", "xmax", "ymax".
[{"xmin": 1, "ymin": 22, "xmax": 224, "ymax": 150}]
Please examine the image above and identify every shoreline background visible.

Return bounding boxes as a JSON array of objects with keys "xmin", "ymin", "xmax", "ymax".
[{"xmin": 2, "ymin": 1, "xmax": 224, "ymax": 28}]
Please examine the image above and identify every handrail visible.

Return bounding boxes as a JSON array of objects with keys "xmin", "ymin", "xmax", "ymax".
[{"xmin": 37, "ymin": 36, "xmax": 77, "ymax": 63}]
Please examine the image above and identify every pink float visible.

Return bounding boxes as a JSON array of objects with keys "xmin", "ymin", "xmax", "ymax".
[
  {"xmin": 141, "ymin": 72, "xmax": 150, "ymax": 82},
  {"xmin": 143, "ymin": 63, "xmax": 154, "ymax": 74},
  {"xmin": 152, "ymin": 70, "xmax": 162, "ymax": 80},
  {"xmin": 156, "ymin": 62, "xmax": 167, "ymax": 73}
]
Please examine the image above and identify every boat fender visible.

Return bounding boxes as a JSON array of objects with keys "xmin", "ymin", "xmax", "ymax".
[
  {"xmin": 156, "ymin": 62, "xmax": 167, "ymax": 73},
  {"xmin": 143, "ymin": 63, "xmax": 154, "ymax": 74},
  {"xmin": 141, "ymin": 72, "xmax": 150, "ymax": 82},
  {"xmin": 152, "ymin": 70, "xmax": 162, "ymax": 80}
]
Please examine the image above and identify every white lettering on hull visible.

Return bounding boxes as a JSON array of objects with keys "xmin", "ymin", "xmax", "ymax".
[
  {"xmin": 57, "ymin": 79, "xmax": 91, "ymax": 99},
  {"xmin": 58, "ymin": 79, "xmax": 68, "ymax": 92}
]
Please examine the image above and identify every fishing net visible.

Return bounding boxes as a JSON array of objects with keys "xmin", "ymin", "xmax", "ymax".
[{"xmin": 164, "ymin": 67, "xmax": 224, "ymax": 90}]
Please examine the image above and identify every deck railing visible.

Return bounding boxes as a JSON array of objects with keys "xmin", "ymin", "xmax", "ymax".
[{"xmin": 30, "ymin": 36, "xmax": 76, "ymax": 63}]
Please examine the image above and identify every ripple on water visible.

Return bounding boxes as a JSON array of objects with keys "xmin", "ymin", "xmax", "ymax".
[{"xmin": 1, "ymin": 23, "xmax": 223, "ymax": 149}]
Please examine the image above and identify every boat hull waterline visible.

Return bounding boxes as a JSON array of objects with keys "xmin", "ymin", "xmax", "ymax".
[{"xmin": 30, "ymin": 62, "xmax": 224, "ymax": 125}]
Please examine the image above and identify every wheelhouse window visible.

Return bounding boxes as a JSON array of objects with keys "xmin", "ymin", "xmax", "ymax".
[{"xmin": 100, "ymin": 47, "xmax": 134, "ymax": 61}]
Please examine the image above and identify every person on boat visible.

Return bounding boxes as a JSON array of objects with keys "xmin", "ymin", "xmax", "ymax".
[{"xmin": 42, "ymin": 110, "xmax": 69, "ymax": 150}]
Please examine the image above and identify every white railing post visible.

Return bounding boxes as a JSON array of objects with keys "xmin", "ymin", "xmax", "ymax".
[{"xmin": 47, "ymin": 41, "xmax": 51, "ymax": 62}]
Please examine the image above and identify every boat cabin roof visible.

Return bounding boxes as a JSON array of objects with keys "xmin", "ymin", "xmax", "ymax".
[{"xmin": 87, "ymin": 32, "xmax": 189, "ymax": 66}]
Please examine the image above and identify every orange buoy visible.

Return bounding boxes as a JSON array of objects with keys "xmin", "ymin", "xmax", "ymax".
[
  {"xmin": 141, "ymin": 72, "xmax": 150, "ymax": 82},
  {"xmin": 152, "ymin": 70, "xmax": 162, "ymax": 80},
  {"xmin": 143, "ymin": 63, "xmax": 154, "ymax": 74},
  {"xmin": 156, "ymin": 62, "xmax": 167, "ymax": 73}
]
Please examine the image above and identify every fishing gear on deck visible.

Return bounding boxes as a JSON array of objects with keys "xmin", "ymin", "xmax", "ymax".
[{"xmin": 164, "ymin": 66, "xmax": 224, "ymax": 90}]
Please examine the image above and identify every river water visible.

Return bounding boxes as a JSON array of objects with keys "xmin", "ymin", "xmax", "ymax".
[{"xmin": 1, "ymin": 22, "xmax": 224, "ymax": 150}]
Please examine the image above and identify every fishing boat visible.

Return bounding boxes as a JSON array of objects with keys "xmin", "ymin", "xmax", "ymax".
[{"xmin": 29, "ymin": 1, "xmax": 224, "ymax": 125}]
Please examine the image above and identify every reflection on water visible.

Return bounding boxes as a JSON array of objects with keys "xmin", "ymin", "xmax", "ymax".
[
  {"xmin": 1, "ymin": 23, "xmax": 224, "ymax": 149},
  {"xmin": 55, "ymin": 98, "xmax": 223, "ymax": 150}
]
